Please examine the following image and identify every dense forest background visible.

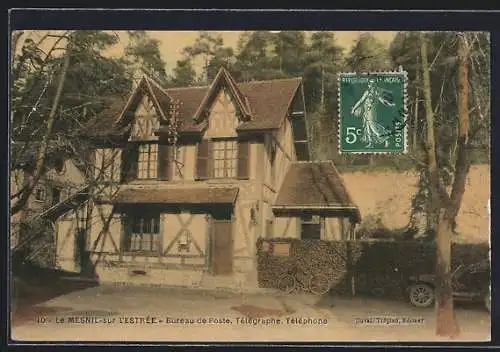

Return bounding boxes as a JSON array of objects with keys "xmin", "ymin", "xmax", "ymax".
[{"xmin": 164, "ymin": 30, "xmax": 490, "ymax": 171}]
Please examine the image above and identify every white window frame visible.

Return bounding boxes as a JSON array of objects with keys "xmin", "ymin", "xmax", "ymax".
[
  {"xmin": 212, "ymin": 139, "xmax": 238, "ymax": 179},
  {"xmin": 137, "ymin": 143, "xmax": 158, "ymax": 180}
]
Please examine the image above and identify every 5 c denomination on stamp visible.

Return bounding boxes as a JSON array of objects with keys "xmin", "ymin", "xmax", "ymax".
[{"xmin": 338, "ymin": 71, "xmax": 408, "ymax": 154}]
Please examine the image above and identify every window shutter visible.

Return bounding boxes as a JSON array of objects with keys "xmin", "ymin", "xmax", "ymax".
[
  {"xmin": 237, "ymin": 140, "xmax": 250, "ymax": 179},
  {"xmin": 158, "ymin": 144, "xmax": 172, "ymax": 180},
  {"xmin": 121, "ymin": 145, "xmax": 138, "ymax": 182},
  {"xmin": 196, "ymin": 139, "xmax": 211, "ymax": 180}
]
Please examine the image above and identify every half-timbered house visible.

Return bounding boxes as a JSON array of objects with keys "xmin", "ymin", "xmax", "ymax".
[
  {"xmin": 53, "ymin": 67, "xmax": 361, "ymax": 290},
  {"xmin": 10, "ymin": 143, "xmax": 87, "ymax": 266}
]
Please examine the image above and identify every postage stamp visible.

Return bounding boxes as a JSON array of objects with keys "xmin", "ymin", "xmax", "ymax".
[{"xmin": 338, "ymin": 71, "xmax": 408, "ymax": 154}]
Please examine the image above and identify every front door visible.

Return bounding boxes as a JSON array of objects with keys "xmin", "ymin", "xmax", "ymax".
[{"xmin": 211, "ymin": 208, "xmax": 233, "ymax": 275}]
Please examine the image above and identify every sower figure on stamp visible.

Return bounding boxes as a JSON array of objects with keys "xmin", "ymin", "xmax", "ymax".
[{"xmin": 351, "ymin": 78, "xmax": 396, "ymax": 148}]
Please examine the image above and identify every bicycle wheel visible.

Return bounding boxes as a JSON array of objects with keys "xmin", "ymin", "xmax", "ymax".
[
  {"xmin": 308, "ymin": 273, "xmax": 331, "ymax": 296},
  {"xmin": 277, "ymin": 274, "xmax": 297, "ymax": 294}
]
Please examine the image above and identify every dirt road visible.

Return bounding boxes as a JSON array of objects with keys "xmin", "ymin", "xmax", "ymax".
[{"xmin": 10, "ymin": 285, "xmax": 490, "ymax": 343}]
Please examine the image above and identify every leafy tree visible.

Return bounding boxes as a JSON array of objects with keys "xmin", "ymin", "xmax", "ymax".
[
  {"xmin": 346, "ymin": 33, "xmax": 392, "ymax": 72},
  {"xmin": 11, "ymin": 31, "xmax": 133, "ymax": 214},
  {"xmin": 124, "ymin": 31, "xmax": 168, "ymax": 84},
  {"xmin": 272, "ymin": 31, "xmax": 307, "ymax": 77},
  {"xmin": 234, "ymin": 31, "xmax": 283, "ymax": 81},
  {"xmin": 303, "ymin": 32, "xmax": 344, "ymax": 113},
  {"xmin": 206, "ymin": 46, "xmax": 237, "ymax": 81},
  {"xmin": 390, "ymin": 31, "xmax": 490, "ymax": 237},
  {"xmin": 169, "ymin": 58, "xmax": 197, "ymax": 87},
  {"xmin": 182, "ymin": 31, "xmax": 235, "ymax": 83},
  {"xmin": 301, "ymin": 32, "xmax": 345, "ymax": 160}
]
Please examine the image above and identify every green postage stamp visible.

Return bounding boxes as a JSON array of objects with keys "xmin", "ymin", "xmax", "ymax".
[{"xmin": 338, "ymin": 71, "xmax": 408, "ymax": 153}]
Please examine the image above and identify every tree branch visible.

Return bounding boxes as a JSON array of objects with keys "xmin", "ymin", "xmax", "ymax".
[{"xmin": 11, "ymin": 44, "xmax": 72, "ymax": 215}]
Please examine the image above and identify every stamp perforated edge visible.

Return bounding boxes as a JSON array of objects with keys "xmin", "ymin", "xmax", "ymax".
[{"xmin": 337, "ymin": 70, "xmax": 409, "ymax": 155}]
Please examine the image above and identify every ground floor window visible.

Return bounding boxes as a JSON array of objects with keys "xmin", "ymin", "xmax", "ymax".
[
  {"xmin": 300, "ymin": 215, "xmax": 321, "ymax": 240},
  {"xmin": 123, "ymin": 214, "xmax": 161, "ymax": 254}
]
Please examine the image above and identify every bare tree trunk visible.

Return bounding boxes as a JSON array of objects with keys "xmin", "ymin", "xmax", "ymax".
[
  {"xmin": 447, "ymin": 33, "xmax": 471, "ymax": 230},
  {"xmin": 420, "ymin": 33, "xmax": 440, "ymax": 233},
  {"xmin": 11, "ymin": 48, "xmax": 72, "ymax": 216},
  {"xmin": 413, "ymin": 55, "xmax": 420, "ymax": 153},
  {"xmin": 420, "ymin": 32, "xmax": 460, "ymax": 338},
  {"xmin": 434, "ymin": 33, "xmax": 470, "ymax": 338}
]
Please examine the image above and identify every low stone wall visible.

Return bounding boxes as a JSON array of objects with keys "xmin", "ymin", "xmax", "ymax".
[{"xmin": 56, "ymin": 255, "xmax": 260, "ymax": 293}]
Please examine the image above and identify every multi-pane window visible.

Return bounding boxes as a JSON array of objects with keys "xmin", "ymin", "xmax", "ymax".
[
  {"xmin": 213, "ymin": 139, "xmax": 238, "ymax": 178},
  {"xmin": 124, "ymin": 214, "xmax": 161, "ymax": 253},
  {"xmin": 300, "ymin": 215, "xmax": 322, "ymax": 240},
  {"xmin": 137, "ymin": 143, "xmax": 158, "ymax": 179}
]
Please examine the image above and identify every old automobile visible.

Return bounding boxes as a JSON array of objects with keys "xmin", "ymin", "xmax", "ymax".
[{"xmin": 407, "ymin": 259, "xmax": 491, "ymax": 312}]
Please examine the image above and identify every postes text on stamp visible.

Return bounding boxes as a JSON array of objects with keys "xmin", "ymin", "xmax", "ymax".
[{"xmin": 338, "ymin": 71, "xmax": 408, "ymax": 154}]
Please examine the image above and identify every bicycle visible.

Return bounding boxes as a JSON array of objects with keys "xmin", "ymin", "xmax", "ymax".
[{"xmin": 277, "ymin": 264, "xmax": 332, "ymax": 296}]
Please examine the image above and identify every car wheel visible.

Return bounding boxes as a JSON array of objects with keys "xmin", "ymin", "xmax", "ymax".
[{"xmin": 409, "ymin": 283, "xmax": 435, "ymax": 308}]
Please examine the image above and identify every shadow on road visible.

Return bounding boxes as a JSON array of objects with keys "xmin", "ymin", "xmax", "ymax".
[{"xmin": 11, "ymin": 263, "xmax": 100, "ymax": 326}]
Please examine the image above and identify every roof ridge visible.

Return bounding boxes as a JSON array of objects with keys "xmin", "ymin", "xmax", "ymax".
[
  {"xmin": 237, "ymin": 76, "xmax": 303, "ymax": 85},
  {"xmin": 144, "ymin": 75, "xmax": 171, "ymax": 96},
  {"xmin": 165, "ymin": 84, "xmax": 210, "ymax": 91},
  {"xmin": 164, "ymin": 76, "xmax": 303, "ymax": 92},
  {"xmin": 221, "ymin": 68, "xmax": 252, "ymax": 118}
]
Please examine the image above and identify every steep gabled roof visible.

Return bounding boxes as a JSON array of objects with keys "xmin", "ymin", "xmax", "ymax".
[
  {"xmin": 192, "ymin": 67, "xmax": 252, "ymax": 122},
  {"xmin": 84, "ymin": 69, "xmax": 303, "ymax": 139},
  {"xmin": 116, "ymin": 76, "xmax": 171, "ymax": 124},
  {"xmin": 274, "ymin": 161, "xmax": 361, "ymax": 222}
]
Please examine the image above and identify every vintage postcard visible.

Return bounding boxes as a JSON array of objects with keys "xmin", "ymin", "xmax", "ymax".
[{"xmin": 9, "ymin": 27, "xmax": 491, "ymax": 344}]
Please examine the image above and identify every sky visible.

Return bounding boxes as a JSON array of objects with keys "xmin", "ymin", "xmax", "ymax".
[
  {"xmin": 16, "ymin": 30, "xmax": 397, "ymax": 74},
  {"xmin": 108, "ymin": 31, "xmax": 398, "ymax": 73}
]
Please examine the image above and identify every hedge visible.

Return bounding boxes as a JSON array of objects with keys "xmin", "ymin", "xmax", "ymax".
[{"xmin": 256, "ymin": 238, "xmax": 490, "ymax": 300}]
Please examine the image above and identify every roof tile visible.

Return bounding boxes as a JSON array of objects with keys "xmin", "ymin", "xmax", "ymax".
[
  {"xmin": 114, "ymin": 186, "xmax": 239, "ymax": 204},
  {"xmin": 274, "ymin": 161, "xmax": 361, "ymax": 221},
  {"xmin": 83, "ymin": 71, "xmax": 302, "ymax": 138}
]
